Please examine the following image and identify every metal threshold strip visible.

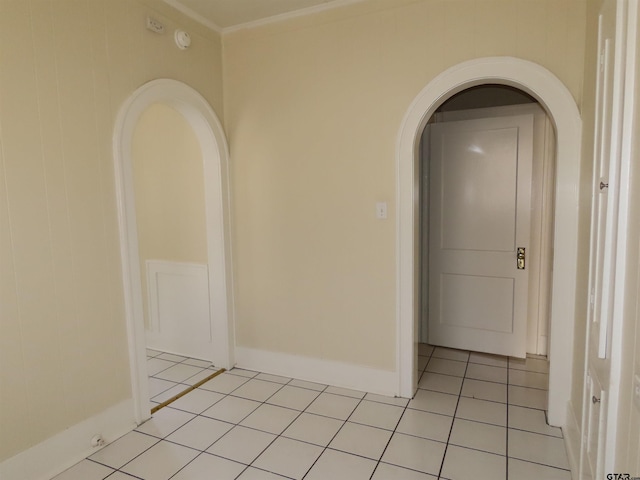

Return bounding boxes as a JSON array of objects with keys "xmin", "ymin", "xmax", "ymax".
[{"xmin": 150, "ymin": 368, "xmax": 226, "ymax": 414}]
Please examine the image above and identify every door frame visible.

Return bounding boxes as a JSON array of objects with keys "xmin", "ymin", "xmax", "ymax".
[
  {"xmin": 396, "ymin": 57, "xmax": 582, "ymax": 427},
  {"xmin": 113, "ymin": 79, "xmax": 235, "ymax": 423}
]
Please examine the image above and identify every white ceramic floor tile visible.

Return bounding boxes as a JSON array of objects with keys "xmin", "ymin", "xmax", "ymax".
[
  {"xmin": 325, "ymin": 385, "xmax": 366, "ymax": 398},
  {"xmin": 348, "ymin": 399, "xmax": 404, "ymax": 430},
  {"xmin": 465, "ymin": 363, "xmax": 508, "ymax": 384},
  {"xmin": 372, "ymin": 462, "xmax": 438, "ymax": 480},
  {"xmin": 460, "ymin": 378, "xmax": 507, "ymax": 403},
  {"xmin": 236, "ymin": 467, "xmax": 289, "ymax": 479},
  {"xmin": 182, "ymin": 358, "xmax": 212, "ymax": 368},
  {"xmin": 425, "ymin": 358, "xmax": 467, "ymax": 377},
  {"xmin": 282, "ymin": 412, "xmax": 344, "ymax": 446},
  {"xmin": 508, "ymin": 405, "xmax": 562, "ymax": 437},
  {"xmin": 455, "ymin": 396, "xmax": 506, "ymax": 426},
  {"xmin": 508, "ymin": 369, "xmax": 549, "ymax": 390},
  {"xmin": 121, "ymin": 440, "xmax": 199, "ymax": 480},
  {"xmin": 169, "ymin": 388, "xmax": 224, "ymax": 414},
  {"xmin": 154, "ymin": 363, "xmax": 204, "ymax": 383},
  {"xmin": 508, "ymin": 458, "xmax": 572, "ymax": 479},
  {"xmin": 381, "ymin": 432, "xmax": 446, "ymax": 476},
  {"xmin": 329, "ymin": 422, "xmax": 393, "ymax": 459},
  {"xmin": 52, "ymin": 459, "xmax": 114, "ymax": 480},
  {"xmin": 135, "ymin": 407, "xmax": 195, "ymax": 438},
  {"xmin": 166, "ymin": 415, "xmax": 233, "ymax": 450},
  {"xmin": 305, "ymin": 392, "xmax": 360, "ymax": 420},
  {"xmin": 364, "ymin": 392, "xmax": 410, "ymax": 407},
  {"xmin": 418, "ymin": 344, "xmax": 434, "ymax": 356},
  {"xmin": 304, "ymin": 449, "xmax": 377, "ymax": 480},
  {"xmin": 148, "ymin": 377, "xmax": 177, "ymax": 397},
  {"xmin": 156, "ymin": 353, "xmax": 188, "ymax": 362},
  {"xmin": 508, "ymin": 356, "xmax": 549, "ymax": 373},
  {"xmin": 231, "ymin": 379, "xmax": 283, "ymax": 402},
  {"xmin": 239, "ymin": 403, "xmax": 300, "ymax": 434},
  {"xmin": 255, "ymin": 372, "xmax": 291, "ymax": 384},
  {"xmin": 151, "ymin": 384, "xmax": 189, "ymax": 404},
  {"xmin": 206, "ymin": 426, "xmax": 276, "ymax": 464},
  {"xmin": 227, "ymin": 368, "xmax": 259, "ymax": 378},
  {"xmin": 408, "ymin": 389, "xmax": 458, "ymax": 416},
  {"xmin": 266, "ymin": 385, "xmax": 320, "ymax": 411},
  {"xmin": 432, "ymin": 347, "xmax": 470, "ymax": 362},
  {"xmin": 449, "ymin": 418, "xmax": 506, "ymax": 454},
  {"xmin": 89, "ymin": 431, "xmax": 158, "ymax": 469},
  {"xmin": 508, "ymin": 385, "xmax": 548, "ymax": 410},
  {"xmin": 147, "ymin": 358, "xmax": 175, "ymax": 376},
  {"xmin": 253, "ymin": 437, "xmax": 323, "ymax": 479},
  {"xmin": 288, "ymin": 378, "xmax": 326, "ymax": 391},
  {"xmin": 508, "ymin": 429, "xmax": 570, "ymax": 470},
  {"xmin": 418, "ymin": 372, "xmax": 463, "ymax": 395},
  {"xmin": 440, "ymin": 445, "xmax": 506, "ymax": 480},
  {"xmin": 418, "ymin": 355, "xmax": 429, "ymax": 371},
  {"xmin": 170, "ymin": 452, "xmax": 245, "ymax": 480},
  {"xmin": 147, "ymin": 349, "xmax": 162, "ymax": 357},
  {"xmin": 199, "ymin": 372, "xmax": 249, "ymax": 394},
  {"xmin": 395, "ymin": 408, "xmax": 453, "ymax": 443},
  {"xmin": 103, "ymin": 472, "xmax": 138, "ymax": 479},
  {"xmin": 182, "ymin": 369, "xmax": 218, "ymax": 386},
  {"xmin": 201, "ymin": 395, "xmax": 261, "ymax": 424},
  {"xmin": 468, "ymin": 352, "xmax": 508, "ymax": 368}
]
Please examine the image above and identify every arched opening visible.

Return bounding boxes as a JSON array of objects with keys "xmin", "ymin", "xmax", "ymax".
[
  {"xmin": 397, "ymin": 57, "xmax": 582, "ymax": 427},
  {"xmin": 113, "ymin": 79, "xmax": 234, "ymax": 423}
]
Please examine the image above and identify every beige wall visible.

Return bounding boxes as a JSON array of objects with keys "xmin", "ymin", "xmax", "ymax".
[
  {"xmin": 132, "ymin": 103, "xmax": 208, "ymax": 327},
  {"xmin": 0, "ymin": 0, "xmax": 223, "ymax": 462},
  {"xmin": 223, "ymin": 0, "xmax": 587, "ymax": 370}
]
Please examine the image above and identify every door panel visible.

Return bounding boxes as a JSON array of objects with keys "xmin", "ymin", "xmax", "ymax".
[{"xmin": 428, "ymin": 114, "xmax": 533, "ymax": 358}]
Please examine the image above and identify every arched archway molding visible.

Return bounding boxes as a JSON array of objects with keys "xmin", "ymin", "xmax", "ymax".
[
  {"xmin": 396, "ymin": 57, "xmax": 582, "ymax": 426},
  {"xmin": 113, "ymin": 79, "xmax": 235, "ymax": 423}
]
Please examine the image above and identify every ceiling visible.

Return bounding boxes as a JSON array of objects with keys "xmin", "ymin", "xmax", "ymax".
[{"xmin": 164, "ymin": 0, "xmax": 363, "ymax": 32}]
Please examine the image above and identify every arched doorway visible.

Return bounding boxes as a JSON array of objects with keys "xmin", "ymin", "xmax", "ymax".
[
  {"xmin": 396, "ymin": 57, "xmax": 582, "ymax": 427},
  {"xmin": 113, "ymin": 79, "xmax": 234, "ymax": 423}
]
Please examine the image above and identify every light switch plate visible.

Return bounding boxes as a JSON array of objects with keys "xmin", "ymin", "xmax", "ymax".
[{"xmin": 634, "ymin": 374, "xmax": 640, "ymax": 411}]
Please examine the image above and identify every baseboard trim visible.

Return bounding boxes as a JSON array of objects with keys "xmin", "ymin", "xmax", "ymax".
[
  {"xmin": 234, "ymin": 347, "xmax": 399, "ymax": 397},
  {"xmin": 563, "ymin": 400, "xmax": 582, "ymax": 480},
  {"xmin": 0, "ymin": 399, "xmax": 136, "ymax": 480}
]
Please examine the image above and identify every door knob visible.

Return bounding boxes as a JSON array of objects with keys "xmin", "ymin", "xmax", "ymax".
[{"xmin": 517, "ymin": 247, "xmax": 526, "ymax": 270}]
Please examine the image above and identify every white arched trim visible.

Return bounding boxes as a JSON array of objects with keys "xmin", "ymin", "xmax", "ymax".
[
  {"xmin": 396, "ymin": 57, "xmax": 582, "ymax": 427},
  {"xmin": 113, "ymin": 79, "xmax": 235, "ymax": 423}
]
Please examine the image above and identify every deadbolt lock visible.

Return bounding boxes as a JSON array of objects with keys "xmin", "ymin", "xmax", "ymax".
[{"xmin": 517, "ymin": 247, "xmax": 526, "ymax": 270}]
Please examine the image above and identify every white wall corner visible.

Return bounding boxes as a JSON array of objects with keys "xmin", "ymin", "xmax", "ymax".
[
  {"xmin": 0, "ymin": 399, "xmax": 136, "ymax": 480},
  {"xmin": 235, "ymin": 346, "xmax": 400, "ymax": 398},
  {"xmin": 563, "ymin": 400, "xmax": 583, "ymax": 480}
]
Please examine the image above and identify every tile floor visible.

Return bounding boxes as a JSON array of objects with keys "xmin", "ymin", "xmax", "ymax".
[
  {"xmin": 145, "ymin": 349, "xmax": 222, "ymax": 408},
  {"xmin": 53, "ymin": 345, "xmax": 572, "ymax": 480}
]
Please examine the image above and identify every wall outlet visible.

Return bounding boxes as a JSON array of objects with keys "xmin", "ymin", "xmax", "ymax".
[{"xmin": 634, "ymin": 374, "xmax": 640, "ymax": 411}]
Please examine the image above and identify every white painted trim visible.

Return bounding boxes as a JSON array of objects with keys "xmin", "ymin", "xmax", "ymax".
[
  {"xmin": 396, "ymin": 57, "xmax": 582, "ymax": 426},
  {"xmin": 0, "ymin": 399, "xmax": 134, "ymax": 480},
  {"xmin": 564, "ymin": 400, "xmax": 582, "ymax": 480},
  {"xmin": 113, "ymin": 79, "xmax": 235, "ymax": 424},
  {"xmin": 221, "ymin": 0, "xmax": 368, "ymax": 33},
  {"xmin": 235, "ymin": 347, "xmax": 398, "ymax": 397},
  {"xmin": 604, "ymin": 0, "xmax": 638, "ymax": 473},
  {"xmin": 162, "ymin": 0, "xmax": 223, "ymax": 32}
]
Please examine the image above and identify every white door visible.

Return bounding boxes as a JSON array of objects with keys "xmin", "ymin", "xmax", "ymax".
[
  {"xmin": 581, "ymin": 0, "xmax": 621, "ymax": 477},
  {"xmin": 428, "ymin": 114, "xmax": 534, "ymax": 358}
]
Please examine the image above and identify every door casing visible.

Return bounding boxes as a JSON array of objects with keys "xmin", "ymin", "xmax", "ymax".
[
  {"xmin": 397, "ymin": 57, "xmax": 582, "ymax": 427},
  {"xmin": 113, "ymin": 79, "xmax": 235, "ymax": 424}
]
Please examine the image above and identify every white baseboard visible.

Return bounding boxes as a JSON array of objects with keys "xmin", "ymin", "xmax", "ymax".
[
  {"xmin": 234, "ymin": 346, "xmax": 400, "ymax": 397},
  {"xmin": 0, "ymin": 399, "xmax": 136, "ymax": 480},
  {"xmin": 563, "ymin": 400, "xmax": 582, "ymax": 480}
]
